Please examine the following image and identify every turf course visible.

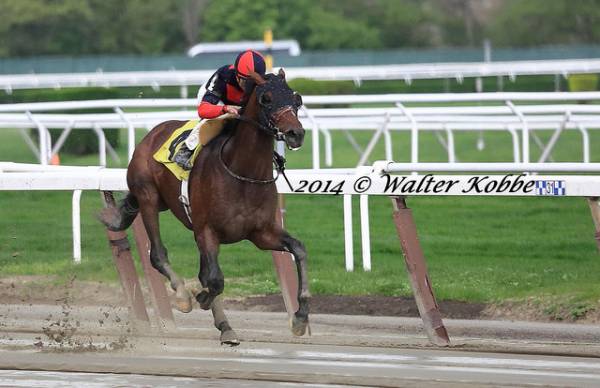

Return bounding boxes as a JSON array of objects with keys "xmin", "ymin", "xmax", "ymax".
[{"xmin": 1, "ymin": 124, "xmax": 599, "ymax": 312}]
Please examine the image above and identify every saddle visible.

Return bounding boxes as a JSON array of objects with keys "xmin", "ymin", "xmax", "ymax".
[{"xmin": 153, "ymin": 114, "xmax": 233, "ymax": 181}]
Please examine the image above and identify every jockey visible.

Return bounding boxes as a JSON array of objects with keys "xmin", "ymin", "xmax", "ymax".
[{"xmin": 172, "ymin": 49, "xmax": 267, "ymax": 170}]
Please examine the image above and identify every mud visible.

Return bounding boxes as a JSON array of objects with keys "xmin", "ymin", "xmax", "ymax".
[{"xmin": 1, "ymin": 275, "xmax": 598, "ymax": 323}]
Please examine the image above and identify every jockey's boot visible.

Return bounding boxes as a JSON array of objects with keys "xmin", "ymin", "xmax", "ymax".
[{"xmin": 173, "ymin": 144, "xmax": 194, "ymax": 171}]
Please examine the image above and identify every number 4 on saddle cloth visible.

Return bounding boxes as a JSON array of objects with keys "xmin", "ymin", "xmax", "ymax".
[{"xmin": 153, "ymin": 113, "xmax": 236, "ymax": 181}]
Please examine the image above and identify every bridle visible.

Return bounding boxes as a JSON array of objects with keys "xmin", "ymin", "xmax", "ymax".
[{"xmin": 219, "ymin": 83, "xmax": 300, "ymax": 185}]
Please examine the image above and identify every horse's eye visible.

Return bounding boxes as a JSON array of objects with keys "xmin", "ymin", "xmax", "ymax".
[
  {"xmin": 259, "ymin": 93, "xmax": 272, "ymax": 106},
  {"xmin": 293, "ymin": 93, "xmax": 303, "ymax": 108}
]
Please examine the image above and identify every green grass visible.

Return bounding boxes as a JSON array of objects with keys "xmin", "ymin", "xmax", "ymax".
[{"xmin": 1, "ymin": 125, "xmax": 600, "ymax": 306}]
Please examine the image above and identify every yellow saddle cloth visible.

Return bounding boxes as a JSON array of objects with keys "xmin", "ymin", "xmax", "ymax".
[{"xmin": 153, "ymin": 117, "xmax": 227, "ymax": 181}]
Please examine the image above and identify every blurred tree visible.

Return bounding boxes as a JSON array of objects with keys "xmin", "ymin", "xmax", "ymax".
[
  {"xmin": 181, "ymin": 0, "xmax": 210, "ymax": 47},
  {"xmin": 1, "ymin": 0, "xmax": 600, "ymax": 57},
  {"xmin": 86, "ymin": 0, "xmax": 182, "ymax": 54},
  {"xmin": 0, "ymin": 0, "xmax": 94, "ymax": 56},
  {"xmin": 200, "ymin": 0, "xmax": 380, "ymax": 49},
  {"xmin": 487, "ymin": 0, "xmax": 600, "ymax": 47}
]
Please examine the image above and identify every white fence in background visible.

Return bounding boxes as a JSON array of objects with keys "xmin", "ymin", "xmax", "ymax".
[
  {"xmin": 2, "ymin": 58, "xmax": 600, "ymax": 93},
  {"xmin": 2, "ymin": 161, "xmax": 599, "ymax": 270},
  {"xmin": 1, "ymin": 92, "xmax": 599, "ymax": 169}
]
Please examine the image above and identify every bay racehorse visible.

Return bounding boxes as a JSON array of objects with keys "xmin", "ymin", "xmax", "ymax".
[{"xmin": 100, "ymin": 69, "xmax": 309, "ymax": 344}]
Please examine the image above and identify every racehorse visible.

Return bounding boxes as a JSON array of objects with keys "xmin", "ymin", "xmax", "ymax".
[{"xmin": 99, "ymin": 69, "xmax": 309, "ymax": 344}]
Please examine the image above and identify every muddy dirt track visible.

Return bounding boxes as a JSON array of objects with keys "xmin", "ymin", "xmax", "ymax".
[
  {"xmin": 1, "ymin": 300, "xmax": 600, "ymax": 387},
  {"xmin": 2, "ymin": 276, "xmax": 599, "ymax": 323},
  {"xmin": 1, "ymin": 277, "xmax": 600, "ymax": 386}
]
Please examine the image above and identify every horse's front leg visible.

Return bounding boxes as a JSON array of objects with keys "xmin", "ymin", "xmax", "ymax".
[
  {"xmin": 251, "ymin": 227, "xmax": 310, "ymax": 337},
  {"xmin": 194, "ymin": 229, "xmax": 238, "ymax": 344},
  {"xmin": 194, "ymin": 228, "xmax": 224, "ymax": 311}
]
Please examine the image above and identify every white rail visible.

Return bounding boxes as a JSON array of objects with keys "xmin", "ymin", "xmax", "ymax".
[
  {"xmin": 1, "ymin": 93, "xmax": 599, "ymax": 167},
  {"xmin": 2, "ymin": 92, "xmax": 600, "ymax": 112},
  {"xmin": 2, "ymin": 58, "xmax": 600, "ymax": 92},
  {"xmin": 2, "ymin": 162, "xmax": 600, "ymax": 269}
]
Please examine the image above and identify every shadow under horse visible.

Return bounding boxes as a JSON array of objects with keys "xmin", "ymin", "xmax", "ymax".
[{"xmin": 100, "ymin": 69, "xmax": 309, "ymax": 344}]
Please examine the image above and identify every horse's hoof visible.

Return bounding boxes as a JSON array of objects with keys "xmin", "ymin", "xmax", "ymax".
[
  {"xmin": 195, "ymin": 290, "xmax": 212, "ymax": 310},
  {"xmin": 290, "ymin": 314, "xmax": 309, "ymax": 337},
  {"xmin": 174, "ymin": 289, "xmax": 193, "ymax": 313},
  {"xmin": 220, "ymin": 329, "xmax": 240, "ymax": 346}
]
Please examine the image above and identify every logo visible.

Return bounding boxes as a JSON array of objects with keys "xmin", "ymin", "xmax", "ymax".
[{"xmin": 535, "ymin": 180, "xmax": 566, "ymax": 196}]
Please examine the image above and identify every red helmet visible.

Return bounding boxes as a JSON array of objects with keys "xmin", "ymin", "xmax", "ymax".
[{"xmin": 234, "ymin": 50, "xmax": 266, "ymax": 77}]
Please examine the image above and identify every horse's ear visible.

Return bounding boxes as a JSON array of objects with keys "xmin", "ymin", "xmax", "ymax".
[
  {"xmin": 278, "ymin": 68, "xmax": 286, "ymax": 79},
  {"xmin": 247, "ymin": 71, "xmax": 266, "ymax": 85}
]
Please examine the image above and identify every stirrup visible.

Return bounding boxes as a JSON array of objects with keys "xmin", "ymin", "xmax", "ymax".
[{"xmin": 173, "ymin": 146, "xmax": 194, "ymax": 171}]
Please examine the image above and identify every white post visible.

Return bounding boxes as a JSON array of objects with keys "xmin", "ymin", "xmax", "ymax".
[
  {"xmin": 577, "ymin": 124, "xmax": 590, "ymax": 163},
  {"xmin": 302, "ymin": 106, "xmax": 320, "ymax": 169},
  {"xmin": 343, "ymin": 194, "xmax": 354, "ymax": 272},
  {"xmin": 396, "ymin": 102, "xmax": 418, "ymax": 164},
  {"xmin": 506, "ymin": 101, "xmax": 529, "ymax": 163},
  {"xmin": 72, "ymin": 190, "xmax": 82, "ymax": 263},
  {"xmin": 360, "ymin": 194, "xmax": 371, "ymax": 272},
  {"xmin": 444, "ymin": 125, "xmax": 456, "ymax": 163},
  {"xmin": 26, "ymin": 111, "xmax": 49, "ymax": 165},
  {"xmin": 92, "ymin": 124, "xmax": 107, "ymax": 167},
  {"xmin": 383, "ymin": 128, "xmax": 393, "ymax": 161},
  {"xmin": 506, "ymin": 126, "xmax": 521, "ymax": 163},
  {"xmin": 321, "ymin": 127, "xmax": 333, "ymax": 167},
  {"xmin": 115, "ymin": 107, "xmax": 135, "ymax": 162}
]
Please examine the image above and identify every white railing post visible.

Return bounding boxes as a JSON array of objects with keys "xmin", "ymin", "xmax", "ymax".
[
  {"xmin": 576, "ymin": 124, "xmax": 591, "ymax": 163},
  {"xmin": 506, "ymin": 125, "xmax": 521, "ymax": 163},
  {"xmin": 72, "ymin": 190, "xmax": 82, "ymax": 263},
  {"xmin": 343, "ymin": 194, "xmax": 354, "ymax": 272},
  {"xmin": 92, "ymin": 124, "xmax": 107, "ymax": 167},
  {"xmin": 396, "ymin": 102, "xmax": 418, "ymax": 164},
  {"xmin": 26, "ymin": 111, "xmax": 50, "ymax": 165},
  {"xmin": 506, "ymin": 101, "xmax": 529, "ymax": 164},
  {"xmin": 301, "ymin": 106, "xmax": 320, "ymax": 169},
  {"xmin": 360, "ymin": 194, "xmax": 371, "ymax": 272},
  {"xmin": 115, "ymin": 107, "xmax": 136, "ymax": 161},
  {"xmin": 445, "ymin": 124, "xmax": 456, "ymax": 163},
  {"xmin": 320, "ymin": 127, "xmax": 333, "ymax": 167}
]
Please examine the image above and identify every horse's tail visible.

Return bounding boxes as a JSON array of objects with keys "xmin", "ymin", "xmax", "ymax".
[{"xmin": 98, "ymin": 192, "xmax": 139, "ymax": 231}]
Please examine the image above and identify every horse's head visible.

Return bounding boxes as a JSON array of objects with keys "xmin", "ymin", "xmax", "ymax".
[{"xmin": 247, "ymin": 69, "xmax": 305, "ymax": 150}]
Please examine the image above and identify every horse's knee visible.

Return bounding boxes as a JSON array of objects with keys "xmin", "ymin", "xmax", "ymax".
[{"xmin": 207, "ymin": 275, "xmax": 224, "ymax": 295}]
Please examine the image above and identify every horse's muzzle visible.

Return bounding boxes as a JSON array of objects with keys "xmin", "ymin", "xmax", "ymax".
[{"xmin": 284, "ymin": 128, "xmax": 305, "ymax": 151}]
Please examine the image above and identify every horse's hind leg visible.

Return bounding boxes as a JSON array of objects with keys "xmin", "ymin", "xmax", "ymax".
[
  {"xmin": 99, "ymin": 192, "xmax": 139, "ymax": 231},
  {"xmin": 137, "ymin": 190, "xmax": 192, "ymax": 313},
  {"xmin": 251, "ymin": 228, "xmax": 310, "ymax": 337}
]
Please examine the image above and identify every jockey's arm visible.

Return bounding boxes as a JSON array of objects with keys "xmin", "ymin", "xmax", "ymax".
[
  {"xmin": 197, "ymin": 100, "xmax": 227, "ymax": 119},
  {"xmin": 197, "ymin": 69, "xmax": 239, "ymax": 119}
]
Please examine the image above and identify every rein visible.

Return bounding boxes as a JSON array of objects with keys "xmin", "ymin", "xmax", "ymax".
[{"xmin": 218, "ymin": 112, "xmax": 291, "ymax": 185}]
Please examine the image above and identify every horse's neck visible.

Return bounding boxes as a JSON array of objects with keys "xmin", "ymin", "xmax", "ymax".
[{"xmin": 224, "ymin": 94, "xmax": 273, "ymax": 179}]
